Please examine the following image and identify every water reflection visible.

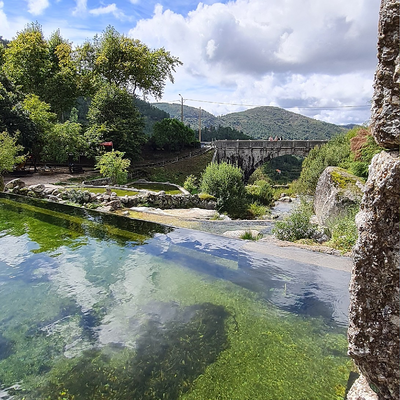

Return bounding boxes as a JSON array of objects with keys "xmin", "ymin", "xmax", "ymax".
[{"xmin": 0, "ymin": 197, "xmax": 352, "ymax": 400}]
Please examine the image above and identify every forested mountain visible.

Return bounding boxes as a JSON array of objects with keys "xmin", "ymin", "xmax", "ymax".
[
  {"xmin": 153, "ymin": 103, "xmax": 346, "ymax": 140},
  {"xmin": 133, "ymin": 98, "xmax": 170, "ymax": 135},
  {"xmin": 152, "ymin": 103, "xmax": 218, "ymax": 129},
  {"xmin": 218, "ymin": 106, "xmax": 346, "ymax": 140}
]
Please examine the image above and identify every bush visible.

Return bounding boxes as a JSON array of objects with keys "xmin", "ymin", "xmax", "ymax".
[
  {"xmin": 183, "ymin": 174, "xmax": 198, "ymax": 194},
  {"xmin": 246, "ymin": 180, "xmax": 274, "ymax": 206},
  {"xmin": 96, "ymin": 150, "xmax": 131, "ymax": 185},
  {"xmin": 293, "ymin": 133, "xmax": 352, "ymax": 194},
  {"xmin": 200, "ymin": 162, "xmax": 248, "ymax": 218},
  {"xmin": 272, "ymin": 199, "xmax": 316, "ymax": 241},
  {"xmin": 248, "ymin": 167, "xmax": 270, "ymax": 184},
  {"xmin": 247, "ymin": 202, "xmax": 268, "ymax": 219},
  {"xmin": 326, "ymin": 207, "xmax": 359, "ymax": 253}
]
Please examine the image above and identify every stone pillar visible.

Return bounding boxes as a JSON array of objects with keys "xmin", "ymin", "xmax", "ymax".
[{"xmin": 347, "ymin": 1, "xmax": 400, "ymax": 399}]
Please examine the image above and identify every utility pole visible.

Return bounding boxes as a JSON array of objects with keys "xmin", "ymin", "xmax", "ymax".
[
  {"xmin": 179, "ymin": 94, "xmax": 183, "ymax": 123},
  {"xmin": 198, "ymin": 107, "xmax": 202, "ymax": 143}
]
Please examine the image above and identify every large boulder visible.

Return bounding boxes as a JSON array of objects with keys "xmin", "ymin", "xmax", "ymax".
[
  {"xmin": 370, "ymin": 0, "xmax": 400, "ymax": 149},
  {"xmin": 348, "ymin": 151, "xmax": 400, "ymax": 400},
  {"xmin": 313, "ymin": 166, "xmax": 363, "ymax": 226}
]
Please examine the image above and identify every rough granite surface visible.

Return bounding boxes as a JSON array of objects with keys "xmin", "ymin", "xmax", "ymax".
[
  {"xmin": 370, "ymin": 0, "xmax": 400, "ymax": 148},
  {"xmin": 348, "ymin": 151, "xmax": 400, "ymax": 399},
  {"xmin": 313, "ymin": 166, "xmax": 363, "ymax": 226},
  {"xmin": 348, "ymin": 1, "xmax": 400, "ymax": 398}
]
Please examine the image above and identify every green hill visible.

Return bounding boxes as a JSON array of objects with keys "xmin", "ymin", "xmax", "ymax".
[
  {"xmin": 218, "ymin": 106, "xmax": 346, "ymax": 140},
  {"xmin": 151, "ymin": 103, "xmax": 218, "ymax": 130},
  {"xmin": 152, "ymin": 103, "xmax": 346, "ymax": 140}
]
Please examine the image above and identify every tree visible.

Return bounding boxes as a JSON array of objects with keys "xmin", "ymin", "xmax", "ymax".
[
  {"xmin": 3, "ymin": 22, "xmax": 50, "ymax": 100},
  {"xmin": 151, "ymin": 118, "xmax": 197, "ymax": 151},
  {"xmin": 96, "ymin": 150, "xmax": 131, "ymax": 185},
  {"xmin": 0, "ymin": 72, "xmax": 38, "ymax": 150},
  {"xmin": 77, "ymin": 26, "xmax": 182, "ymax": 98},
  {"xmin": 44, "ymin": 30, "xmax": 80, "ymax": 120},
  {"xmin": 200, "ymin": 162, "xmax": 248, "ymax": 218},
  {"xmin": 0, "ymin": 131, "xmax": 25, "ymax": 190},
  {"xmin": 42, "ymin": 121, "xmax": 85, "ymax": 163},
  {"xmin": 87, "ymin": 83, "xmax": 146, "ymax": 159}
]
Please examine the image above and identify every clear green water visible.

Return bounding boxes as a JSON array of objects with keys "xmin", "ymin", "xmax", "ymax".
[
  {"xmin": 127, "ymin": 182, "xmax": 182, "ymax": 195},
  {"xmin": 0, "ymin": 195, "xmax": 352, "ymax": 399},
  {"xmin": 79, "ymin": 187, "xmax": 140, "ymax": 197}
]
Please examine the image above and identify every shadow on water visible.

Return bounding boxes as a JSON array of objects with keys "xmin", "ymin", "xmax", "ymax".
[{"xmin": 35, "ymin": 302, "xmax": 230, "ymax": 400}]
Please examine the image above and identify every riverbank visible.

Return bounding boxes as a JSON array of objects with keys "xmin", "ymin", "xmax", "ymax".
[{"xmin": 3, "ymin": 170, "xmax": 352, "ymax": 271}]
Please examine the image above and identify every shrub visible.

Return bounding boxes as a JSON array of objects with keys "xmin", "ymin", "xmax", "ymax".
[
  {"xmin": 200, "ymin": 162, "xmax": 248, "ymax": 218},
  {"xmin": 247, "ymin": 202, "xmax": 268, "ymax": 219},
  {"xmin": 96, "ymin": 150, "xmax": 131, "ymax": 185},
  {"xmin": 272, "ymin": 199, "xmax": 316, "ymax": 242},
  {"xmin": 240, "ymin": 230, "xmax": 262, "ymax": 241},
  {"xmin": 246, "ymin": 180, "xmax": 274, "ymax": 206},
  {"xmin": 183, "ymin": 174, "xmax": 198, "ymax": 194},
  {"xmin": 326, "ymin": 207, "xmax": 359, "ymax": 253},
  {"xmin": 248, "ymin": 167, "xmax": 270, "ymax": 184},
  {"xmin": 293, "ymin": 132, "xmax": 352, "ymax": 194}
]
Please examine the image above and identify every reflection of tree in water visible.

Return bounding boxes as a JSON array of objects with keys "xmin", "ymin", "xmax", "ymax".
[{"xmin": 36, "ymin": 302, "xmax": 230, "ymax": 400}]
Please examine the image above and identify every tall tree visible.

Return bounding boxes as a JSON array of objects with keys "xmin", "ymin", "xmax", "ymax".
[
  {"xmin": 3, "ymin": 22, "xmax": 50, "ymax": 100},
  {"xmin": 45, "ymin": 30, "xmax": 80, "ymax": 120},
  {"xmin": 0, "ymin": 72, "xmax": 38, "ymax": 151},
  {"xmin": 78, "ymin": 26, "xmax": 182, "ymax": 99},
  {"xmin": 87, "ymin": 83, "xmax": 146, "ymax": 159}
]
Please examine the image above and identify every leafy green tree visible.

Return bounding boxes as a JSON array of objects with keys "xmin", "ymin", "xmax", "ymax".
[
  {"xmin": 3, "ymin": 22, "xmax": 50, "ymax": 100},
  {"xmin": 41, "ymin": 121, "xmax": 85, "ymax": 163},
  {"xmin": 0, "ymin": 131, "xmax": 25, "ymax": 190},
  {"xmin": 96, "ymin": 150, "xmax": 131, "ymax": 185},
  {"xmin": 0, "ymin": 72, "xmax": 38, "ymax": 150},
  {"xmin": 294, "ymin": 133, "xmax": 352, "ymax": 194},
  {"xmin": 45, "ymin": 30, "xmax": 80, "ymax": 120},
  {"xmin": 151, "ymin": 118, "xmax": 197, "ymax": 151},
  {"xmin": 200, "ymin": 162, "xmax": 248, "ymax": 218},
  {"xmin": 87, "ymin": 83, "xmax": 146, "ymax": 159},
  {"xmin": 77, "ymin": 26, "xmax": 182, "ymax": 98}
]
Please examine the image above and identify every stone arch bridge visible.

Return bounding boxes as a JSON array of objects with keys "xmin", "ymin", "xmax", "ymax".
[{"xmin": 212, "ymin": 140, "xmax": 328, "ymax": 180}]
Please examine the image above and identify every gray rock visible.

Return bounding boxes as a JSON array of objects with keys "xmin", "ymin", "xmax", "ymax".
[
  {"xmin": 314, "ymin": 167, "xmax": 363, "ymax": 226},
  {"xmin": 370, "ymin": 0, "xmax": 400, "ymax": 149},
  {"xmin": 5, "ymin": 178, "xmax": 25, "ymax": 190},
  {"xmin": 348, "ymin": 151, "xmax": 400, "ymax": 400},
  {"xmin": 28, "ymin": 184, "xmax": 45, "ymax": 193},
  {"xmin": 347, "ymin": 375, "xmax": 378, "ymax": 400},
  {"xmin": 106, "ymin": 199, "xmax": 122, "ymax": 211}
]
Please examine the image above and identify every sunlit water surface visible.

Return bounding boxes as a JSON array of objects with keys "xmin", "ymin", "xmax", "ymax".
[{"xmin": 0, "ymin": 195, "xmax": 352, "ymax": 400}]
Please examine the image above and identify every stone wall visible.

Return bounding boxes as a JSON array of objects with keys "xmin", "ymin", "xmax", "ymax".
[
  {"xmin": 347, "ymin": 1, "xmax": 400, "ymax": 399},
  {"xmin": 3, "ymin": 180, "xmax": 216, "ymax": 212}
]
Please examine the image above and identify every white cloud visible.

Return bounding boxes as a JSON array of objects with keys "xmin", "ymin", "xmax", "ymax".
[
  {"xmin": 73, "ymin": 0, "xmax": 87, "ymax": 16},
  {"xmin": 129, "ymin": 0, "xmax": 379, "ymax": 124},
  {"xmin": 89, "ymin": 3, "xmax": 129, "ymax": 20},
  {"xmin": 0, "ymin": 1, "xmax": 9, "ymax": 31},
  {"xmin": 26, "ymin": 0, "xmax": 50, "ymax": 15}
]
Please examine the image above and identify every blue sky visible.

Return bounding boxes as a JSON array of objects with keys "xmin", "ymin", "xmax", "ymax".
[{"xmin": 1, "ymin": 0, "xmax": 381, "ymax": 125}]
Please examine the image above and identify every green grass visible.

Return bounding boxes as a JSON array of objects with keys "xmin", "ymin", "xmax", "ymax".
[{"xmin": 144, "ymin": 151, "xmax": 214, "ymax": 186}]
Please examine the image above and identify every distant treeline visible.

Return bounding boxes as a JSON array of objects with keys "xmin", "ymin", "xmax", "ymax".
[{"xmin": 201, "ymin": 125, "xmax": 251, "ymax": 141}]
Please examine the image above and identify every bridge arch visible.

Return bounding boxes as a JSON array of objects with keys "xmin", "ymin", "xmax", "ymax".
[{"xmin": 213, "ymin": 140, "xmax": 327, "ymax": 180}]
